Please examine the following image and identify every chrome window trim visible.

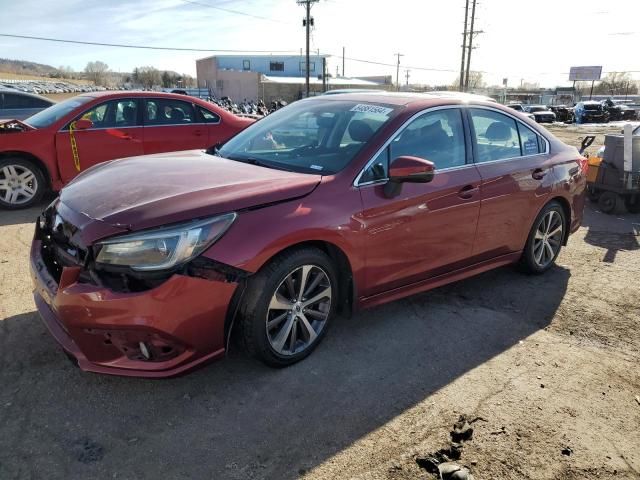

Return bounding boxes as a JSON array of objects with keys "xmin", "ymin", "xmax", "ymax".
[{"xmin": 353, "ymin": 105, "xmax": 468, "ymax": 187}]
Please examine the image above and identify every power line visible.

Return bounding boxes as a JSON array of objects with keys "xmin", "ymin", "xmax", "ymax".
[
  {"xmin": 0, "ymin": 33, "xmax": 298, "ymax": 53},
  {"xmin": 1, "ymin": 33, "xmax": 637, "ymax": 80},
  {"xmin": 181, "ymin": 0, "xmax": 292, "ymax": 24}
]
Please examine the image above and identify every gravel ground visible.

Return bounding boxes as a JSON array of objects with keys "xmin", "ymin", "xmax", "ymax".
[{"xmin": 0, "ymin": 124, "xmax": 639, "ymax": 479}]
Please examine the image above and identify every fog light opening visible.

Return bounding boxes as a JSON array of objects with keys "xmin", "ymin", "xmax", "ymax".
[{"xmin": 139, "ymin": 341, "xmax": 151, "ymax": 360}]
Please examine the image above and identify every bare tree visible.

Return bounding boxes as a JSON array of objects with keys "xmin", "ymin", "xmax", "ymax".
[
  {"xmin": 135, "ymin": 66, "xmax": 162, "ymax": 89},
  {"xmin": 450, "ymin": 71, "xmax": 485, "ymax": 90},
  {"xmin": 594, "ymin": 72, "xmax": 638, "ymax": 96},
  {"xmin": 84, "ymin": 61, "xmax": 110, "ymax": 86}
]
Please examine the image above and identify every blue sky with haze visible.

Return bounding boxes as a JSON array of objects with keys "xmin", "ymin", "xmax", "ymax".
[{"xmin": 1, "ymin": 0, "xmax": 638, "ymax": 87}]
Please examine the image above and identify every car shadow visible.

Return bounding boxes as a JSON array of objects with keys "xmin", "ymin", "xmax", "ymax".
[
  {"xmin": 0, "ymin": 194, "xmax": 54, "ymax": 227},
  {"xmin": 582, "ymin": 201, "xmax": 640, "ymax": 263},
  {"xmin": 0, "ymin": 263, "xmax": 569, "ymax": 479}
]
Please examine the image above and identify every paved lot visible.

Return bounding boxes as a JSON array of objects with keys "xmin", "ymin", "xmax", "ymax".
[{"xmin": 1, "ymin": 127, "xmax": 639, "ymax": 479}]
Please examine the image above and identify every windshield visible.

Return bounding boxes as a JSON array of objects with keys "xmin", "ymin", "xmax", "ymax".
[
  {"xmin": 583, "ymin": 104, "xmax": 602, "ymax": 111},
  {"xmin": 528, "ymin": 106, "xmax": 546, "ymax": 113},
  {"xmin": 217, "ymin": 99, "xmax": 398, "ymax": 175},
  {"xmin": 25, "ymin": 96, "xmax": 93, "ymax": 128}
]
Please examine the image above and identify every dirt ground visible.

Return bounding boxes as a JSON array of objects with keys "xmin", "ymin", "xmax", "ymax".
[{"xmin": 0, "ymin": 124, "xmax": 639, "ymax": 480}]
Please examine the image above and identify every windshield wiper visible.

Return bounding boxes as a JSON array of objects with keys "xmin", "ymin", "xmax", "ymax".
[{"xmin": 221, "ymin": 155, "xmax": 294, "ymax": 172}]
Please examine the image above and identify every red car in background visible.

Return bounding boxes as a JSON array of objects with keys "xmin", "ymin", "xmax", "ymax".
[
  {"xmin": 31, "ymin": 92, "xmax": 587, "ymax": 378},
  {"xmin": 0, "ymin": 91, "xmax": 254, "ymax": 208}
]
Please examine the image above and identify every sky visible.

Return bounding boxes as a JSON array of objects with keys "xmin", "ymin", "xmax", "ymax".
[{"xmin": 0, "ymin": 0, "xmax": 639, "ymax": 87}]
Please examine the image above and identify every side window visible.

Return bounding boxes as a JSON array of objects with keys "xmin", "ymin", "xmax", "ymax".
[
  {"xmin": 390, "ymin": 109, "xmax": 466, "ymax": 169},
  {"xmin": 4, "ymin": 93, "xmax": 51, "ymax": 109},
  {"xmin": 470, "ymin": 109, "xmax": 521, "ymax": 162},
  {"xmin": 114, "ymin": 100, "xmax": 138, "ymax": 127},
  {"xmin": 145, "ymin": 99, "xmax": 195, "ymax": 125},
  {"xmin": 518, "ymin": 123, "xmax": 542, "ymax": 155},
  {"xmin": 197, "ymin": 106, "xmax": 220, "ymax": 123},
  {"xmin": 78, "ymin": 102, "xmax": 109, "ymax": 128}
]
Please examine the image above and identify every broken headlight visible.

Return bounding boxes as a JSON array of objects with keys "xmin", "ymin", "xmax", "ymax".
[{"xmin": 95, "ymin": 213, "xmax": 236, "ymax": 271}]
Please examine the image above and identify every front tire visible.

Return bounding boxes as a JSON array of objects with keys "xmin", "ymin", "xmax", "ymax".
[
  {"xmin": 239, "ymin": 248, "xmax": 338, "ymax": 367},
  {"xmin": 519, "ymin": 201, "xmax": 566, "ymax": 274},
  {"xmin": 0, "ymin": 158, "xmax": 46, "ymax": 209}
]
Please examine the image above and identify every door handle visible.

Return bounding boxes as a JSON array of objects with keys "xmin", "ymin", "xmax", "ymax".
[
  {"xmin": 194, "ymin": 130, "xmax": 204, "ymax": 136},
  {"xmin": 458, "ymin": 185, "xmax": 479, "ymax": 199},
  {"xmin": 532, "ymin": 168, "xmax": 548, "ymax": 180}
]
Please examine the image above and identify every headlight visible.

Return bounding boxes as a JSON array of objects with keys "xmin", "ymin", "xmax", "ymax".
[{"xmin": 95, "ymin": 213, "xmax": 236, "ymax": 271}]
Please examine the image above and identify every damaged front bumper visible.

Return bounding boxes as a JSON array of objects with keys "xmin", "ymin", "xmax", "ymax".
[{"xmin": 30, "ymin": 225, "xmax": 241, "ymax": 378}]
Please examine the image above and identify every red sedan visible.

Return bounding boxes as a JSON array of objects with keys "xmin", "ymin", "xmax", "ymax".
[
  {"xmin": 0, "ymin": 91, "xmax": 253, "ymax": 208},
  {"xmin": 30, "ymin": 92, "xmax": 587, "ymax": 377}
]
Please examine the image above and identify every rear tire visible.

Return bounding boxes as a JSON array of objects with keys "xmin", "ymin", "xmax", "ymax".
[
  {"xmin": 0, "ymin": 157, "xmax": 46, "ymax": 209},
  {"xmin": 519, "ymin": 201, "xmax": 566, "ymax": 274},
  {"xmin": 239, "ymin": 248, "xmax": 338, "ymax": 367},
  {"xmin": 598, "ymin": 191, "xmax": 623, "ymax": 214}
]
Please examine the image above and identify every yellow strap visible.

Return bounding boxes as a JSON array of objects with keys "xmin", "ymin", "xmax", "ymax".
[{"xmin": 69, "ymin": 121, "xmax": 81, "ymax": 172}]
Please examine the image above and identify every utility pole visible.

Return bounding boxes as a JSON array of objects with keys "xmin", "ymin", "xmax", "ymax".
[
  {"xmin": 297, "ymin": 0, "xmax": 319, "ymax": 98},
  {"xmin": 342, "ymin": 46, "xmax": 345, "ymax": 77},
  {"xmin": 459, "ymin": 0, "xmax": 470, "ymax": 92},
  {"xmin": 395, "ymin": 53, "xmax": 404, "ymax": 92},
  {"xmin": 322, "ymin": 57, "xmax": 327, "ymax": 92},
  {"xmin": 464, "ymin": 0, "xmax": 477, "ymax": 91},
  {"xmin": 405, "ymin": 69, "xmax": 411, "ymax": 89}
]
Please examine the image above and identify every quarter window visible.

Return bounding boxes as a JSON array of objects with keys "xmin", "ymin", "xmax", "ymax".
[
  {"xmin": 197, "ymin": 106, "xmax": 220, "ymax": 123},
  {"xmin": 145, "ymin": 99, "xmax": 195, "ymax": 125},
  {"xmin": 243, "ymin": 60, "xmax": 251, "ymax": 71},
  {"xmin": 469, "ymin": 109, "xmax": 521, "ymax": 162},
  {"xmin": 518, "ymin": 123, "xmax": 542, "ymax": 155}
]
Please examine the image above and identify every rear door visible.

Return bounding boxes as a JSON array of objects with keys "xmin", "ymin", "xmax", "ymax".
[
  {"xmin": 142, "ymin": 98, "xmax": 208, "ymax": 154},
  {"xmin": 357, "ymin": 107, "xmax": 482, "ymax": 297},
  {"xmin": 468, "ymin": 107, "xmax": 553, "ymax": 261},
  {"xmin": 55, "ymin": 98, "xmax": 144, "ymax": 182}
]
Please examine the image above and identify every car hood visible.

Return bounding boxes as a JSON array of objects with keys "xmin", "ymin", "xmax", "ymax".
[{"xmin": 60, "ymin": 150, "xmax": 321, "ymax": 233}]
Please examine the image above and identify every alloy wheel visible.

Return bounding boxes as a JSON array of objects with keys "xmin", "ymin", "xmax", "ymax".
[
  {"xmin": 532, "ymin": 210, "xmax": 563, "ymax": 268},
  {"xmin": 266, "ymin": 265, "xmax": 332, "ymax": 356},
  {"xmin": 0, "ymin": 164, "xmax": 38, "ymax": 205}
]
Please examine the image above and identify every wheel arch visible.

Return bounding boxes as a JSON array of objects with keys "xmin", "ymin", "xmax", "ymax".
[
  {"xmin": 0, "ymin": 151, "xmax": 52, "ymax": 189},
  {"xmin": 545, "ymin": 195, "xmax": 572, "ymax": 246},
  {"xmin": 223, "ymin": 239, "xmax": 356, "ymax": 351}
]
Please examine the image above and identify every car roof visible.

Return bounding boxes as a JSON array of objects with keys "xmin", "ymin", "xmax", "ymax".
[
  {"xmin": 0, "ymin": 87, "xmax": 55, "ymax": 103},
  {"xmin": 306, "ymin": 90, "xmax": 497, "ymax": 107},
  {"xmin": 80, "ymin": 90, "xmax": 206, "ymax": 101}
]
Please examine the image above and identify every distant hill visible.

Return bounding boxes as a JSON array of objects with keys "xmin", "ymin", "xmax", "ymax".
[{"xmin": 0, "ymin": 58, "xmax": 60, "ymax": 76}]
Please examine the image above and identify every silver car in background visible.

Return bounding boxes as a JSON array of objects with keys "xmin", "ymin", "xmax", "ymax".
[{"xmin": 0, "ymin": 88, "xmax": 55, "ymax": 120}]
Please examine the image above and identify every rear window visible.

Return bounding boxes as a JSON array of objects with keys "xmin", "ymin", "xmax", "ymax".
[{"xmin": 3, "ymin": 93, "xmax": 52, "ymax": 109}]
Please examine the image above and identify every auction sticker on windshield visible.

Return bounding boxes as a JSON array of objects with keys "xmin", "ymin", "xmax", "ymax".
[{"xmin": 350, "ymin": 104, "xmax": 394, "ymax": 115}]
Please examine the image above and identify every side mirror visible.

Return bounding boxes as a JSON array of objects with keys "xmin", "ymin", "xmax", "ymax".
[
  {"xmin": 74, "ymin": 118, "xmax": 93, "ymax": 130},
  {"xmin": 384, "ymin": 156, "xmax": 435, "ymax": 198}
]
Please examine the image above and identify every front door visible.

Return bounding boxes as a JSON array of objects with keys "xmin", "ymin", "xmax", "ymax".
[
  {"xmin": 357, "ymin": 108, "xmax": 482, "ymax": 298},
  {"xmin": 55, "ymin": 98, "xmax": 143, "ymax": 183},
  {"xmin": 142, "ymin": 98, "xmax": 208, "ymax": 154},
  {"xmin": 467, "ymin": 108, "xmax": 553, "ymax": 261}
]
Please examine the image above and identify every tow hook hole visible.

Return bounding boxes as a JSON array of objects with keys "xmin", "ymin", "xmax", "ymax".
[{"xmin": 104, "ymin": 339, "xmax": 112, "ymax": 345}]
